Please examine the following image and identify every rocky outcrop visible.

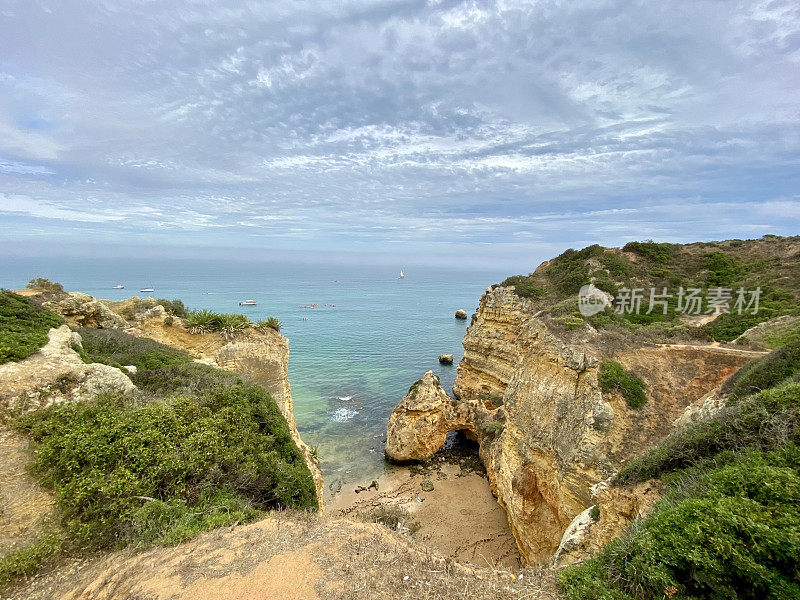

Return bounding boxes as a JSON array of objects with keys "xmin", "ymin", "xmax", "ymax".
[
  {"xmin": 439, "ymin": 354, "xmax": 454, "ymax": 365},
  {"xmin": 553, "ymin": 479, "xmax": 664, "ymax": 566},
  {"xmin": 455, "ymin": 309, "xmax": 468, "ymax": 319},
  {"xmin": 386, "ymin": 371, "xmax": 482, "ymax": 462},
  {"xmin": 0, "ymin": 325, "xmax": 135, "ymax": 414},
  {"xmin": 387, "ymin": 286, "xmax": 760, "ymax": 564},
  {"xmin": 42, "ymin": 292, "xmax": 128, "ymax": 329}
]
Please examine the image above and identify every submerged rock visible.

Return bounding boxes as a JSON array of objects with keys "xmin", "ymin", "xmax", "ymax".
[{"xmin": 438, "ymin": 354, "xmax": 454, "ymax": 365}]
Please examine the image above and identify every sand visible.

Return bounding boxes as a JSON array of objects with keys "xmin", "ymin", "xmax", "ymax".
[{"xmin": 329, "ymin": 459, "xmax": 521, "ymax": 569}]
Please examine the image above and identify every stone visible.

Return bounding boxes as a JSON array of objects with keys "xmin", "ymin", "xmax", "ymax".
[
  {"xmin": 385, "ymin": 370, "xmax": 479, "ymax": 462},
  {"xmin": 420, "ymin": 478, "xmax": 434, "ymax": 492},
  {"xmin": 455, "ymin": 309, "xmax": 468, "ymax": 319},
  {"xmin": 0, "ymin": 325, "xmax": 135, "ymax": 413},
  {"xmin": 438, "ymin": 354, "xmax": 454, "ymax": 365},
  {"xmin": 43, "ymin": 292, "xmax": 128, "ymax": 329}
]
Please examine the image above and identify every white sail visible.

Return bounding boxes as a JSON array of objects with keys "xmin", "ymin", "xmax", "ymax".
[{"xmin": 399, "ymin": 269, "xmax": 405, "ymax": 279}]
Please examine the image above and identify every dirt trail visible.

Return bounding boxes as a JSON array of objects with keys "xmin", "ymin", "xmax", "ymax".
[
  {"xmin": 4, "ymin": 513, "xmax": 559, "ymax": 600},
  {"xmin": 0, "ymin": 428, "xmax": 56, "ymax": 556}
]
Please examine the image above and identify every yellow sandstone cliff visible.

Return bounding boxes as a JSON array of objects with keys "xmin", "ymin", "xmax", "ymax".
[{"xmin": 386, "ymin": 285, "xmax": 762, "ymax": 563}]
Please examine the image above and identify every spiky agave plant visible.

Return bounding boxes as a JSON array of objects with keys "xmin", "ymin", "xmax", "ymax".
[
  {"xmin": 213, "ymin": 313, "xmax": 251, "ymax": 340},
  {"xmin": 256, "ymin": 317, "xmax": 282, "ymax": 333},
  {"xmin": 184, "ymin": 309, "xmax": 215, "ymax": 334}
]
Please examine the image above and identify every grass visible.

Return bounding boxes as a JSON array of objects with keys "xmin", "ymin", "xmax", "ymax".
[
  {"xmin": 184, "ymin": 309, "xmax": 279, "ymax": 338},
  {"xmin": 598, "ymin": 361, "xmax": 647, "ymax": 409},
  {"xmin": 721, "ymin": 338, "xmax": 800, "ymax": 400},
  {"xmin": 75, "ymin": 327, "xmax": 193, "ymax": 371},
  {"xmin": 0, "ymin": 291, "xmax": 64, "ymax": 364},
  {"xmin": 256, "ymin": 317, "xmax": 282, "ymax": 332}
]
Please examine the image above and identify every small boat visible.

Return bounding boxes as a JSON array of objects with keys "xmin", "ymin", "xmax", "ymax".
[
  {"xmin": 239, "ymin": 299, "xmax": 257, "ymax": 306},
  {"xmin": 140, "ymin": 288, "xmax": 154, "ymax": 293},
  {"xmin": 399, "ymin": 269, "xmax": 405, "ymax": 279},
  {"xmin": 113, "ymin": 285, "xmax": 125, "ymax": 289}
]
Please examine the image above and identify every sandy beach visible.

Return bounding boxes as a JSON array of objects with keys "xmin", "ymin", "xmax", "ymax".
[{"xmin": 329, "ymin": 454, "xmax": 521, "ymax": 569}]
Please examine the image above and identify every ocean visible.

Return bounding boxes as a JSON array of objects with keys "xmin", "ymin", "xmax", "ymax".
[{"xmin": 1, "ymin": 256, "xmax": 505, "ymax": 497}]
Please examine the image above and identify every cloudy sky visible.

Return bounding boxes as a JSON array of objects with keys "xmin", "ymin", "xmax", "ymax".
[{"xmin": 0, "ymin": 0, "xmax": 798, "ymax": 269}]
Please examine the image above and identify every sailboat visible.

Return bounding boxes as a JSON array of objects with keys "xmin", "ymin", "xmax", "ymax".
[{"xmin": 399, "ymin": 269, "xmax": 405, "ymax": 279}]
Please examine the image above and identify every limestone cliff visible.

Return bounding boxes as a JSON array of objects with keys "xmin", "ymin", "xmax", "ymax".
[
  {"xmin": 387, "ymin": 286, "xmax": 762, "ymax": 564},
  {"xmin": 0, "ymin": 325, "xmax": 135, "ymax": 414}
]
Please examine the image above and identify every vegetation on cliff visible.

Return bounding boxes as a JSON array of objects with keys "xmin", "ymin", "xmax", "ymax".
[
  {"xmin": 498, "ymin": 235, "xmax": 800, "ymax": 342},
  {"xmin": 0, "ymin": 291, "xmax": 63, "ymax": 364},
  {"xmin": 560, "ymin": 338, "xmax": 800, "ymax": 600},
  {"xmin": 1, "ymin": 322, "xmax": 316, "ymax": 589},
  {"xmin": 598, "ymin": 361, "xmax": 647, "ymax": 409}
]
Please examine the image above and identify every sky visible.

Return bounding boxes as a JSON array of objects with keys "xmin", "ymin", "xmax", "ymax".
[{"xmin": 0, "ymin": 0, "xmax": 799, "ymax": 270}]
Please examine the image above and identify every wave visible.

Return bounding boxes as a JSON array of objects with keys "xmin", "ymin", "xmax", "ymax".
[{"xmin": 331, "ymin": 407, "xmax": 358, "ymax": 423}]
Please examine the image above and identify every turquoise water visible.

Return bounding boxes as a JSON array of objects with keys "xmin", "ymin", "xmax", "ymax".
[{"xmin": 1, "ymin": 257, "xmax": 503, "ymax": 496}]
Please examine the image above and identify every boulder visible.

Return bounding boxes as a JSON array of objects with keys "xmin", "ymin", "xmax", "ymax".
[
  {"xmin": 43, "ymin": 292, "xmax": 128, "ymax": 329},
  {"xmin": 438, "ymin": 354, "xmax": 454, "ymax": 365},
  {"xmin": 455, "ymin": 309, "xmax": 468, "ymax": 320}
]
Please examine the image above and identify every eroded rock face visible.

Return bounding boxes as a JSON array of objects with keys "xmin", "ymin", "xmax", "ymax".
[
  {"xmin": 387, "ymin": 286, "xmax": 760, "ymax": 564},
  {"xmin": 385, "ymin": 371, "xmax": 481, "ymax": 461},
  {"xmin": 42, "ymin": 293, "xmax": 128, "ymax": 329},
  {"xmin": 0, "ymin": 325, "xmax": 135, "ymax": 413}
]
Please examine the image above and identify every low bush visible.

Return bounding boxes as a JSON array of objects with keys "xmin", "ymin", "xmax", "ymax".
[
  {"xmin": 362, "ymin": 506, "xmax": 420, "ymax": 534},
  {"xmin": 184, "ymin": 310, "xmax": 253, "ymax": 338},
  {"xmin": 721, "ymin": 339, "xmax": 800, "ymax": 400},
  {"xmin": 26, "ymin": 278, "xmax": 65, "ymax": 294},
  {"xmin": 0, "ymin": 533, "xmax": 63, "ymax": 587},
  {"xmin": 560, "ymin": 448, "xmax": 800, "ymax": 600},
  {"xmin": 622, "ymin": 241, "xmax": 674, "ymax": 263},
  {"xmin": 155, "ymin": 298, "xmax": 189, "ymax": 318},
  {"xmin": 598, "ymin": 361, "xmax": 647, "ymax": 408},
  {"xmin": 499, "ymin": 275, "xmax": 545, "ymax": 299},
  {"xmin": 76, "ymin": 327, "xmax": 193, "ymax": 371},
  {"xmin": 0, "ymin": 291, "xmax": 64, "ymax": 364},
  {"xmin": 14, "ymin": 382, "xmax": 317, "ymax": 550},
  {"xmin": 256, "ymin": 317, "xmax": 282, "ymax": 332}
]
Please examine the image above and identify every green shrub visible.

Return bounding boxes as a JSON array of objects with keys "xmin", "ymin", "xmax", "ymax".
[
  {"xmin": 617, "ymin": 382, "xmax": 800, "ymax": 485},
  {"xmin": 479, "ymin": 420, "xmax": 505, "ymax": 437},
  {"xmin": 0, "ymin": 533, "xmax": 63, "ymax": 587},
  {"xmin": 14, "ymin": 382, "xmax": 317, "ymax": 550},
  {"xmin": 704, "ymin": 251, "xmax": 747, "ymax": 286},
  {"xmin": 560, "ymin": 449, "xmax": 800, "ymax": 600},
  {"xmin": 499, "ymin": 275, "xmax": 545, "ymax": 299},
  {"xmin": 155, "ymin": 298, "xmax": 188, "ymax": 318},
  {"xmin": 622, "ymin": 241, "xmax": 674, "ymax": 263},
  {"xmin": 0, "ymin": 291, "xmax": 64, "ymax": 364},
  {"xmin": 76, "ymin": 327, "xmax": 193, "ymax": 371},
  {"xmin": 184, "ymin": 310, "xmax": 252, "ymax": 338},
  {"xmin": 599, "ymin": 253, "xmax": 633, "ymax": 278},
  {"xmin": 256, "ymin": 317, "xmax": 282, "ymax": 332},
  {"xmin": 598, "ymin": 361, "xmax": 647, "ymax": 408},
  {"xmin": 26, "ymin": 278, "xmax": 64, "ymax": 293},
  {"xmin": 721, "ymin": 340, "xmax": 800, "ymax": 399}
]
